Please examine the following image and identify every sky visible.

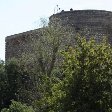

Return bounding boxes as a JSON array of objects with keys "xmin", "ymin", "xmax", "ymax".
[{"xmin": 0, "ymin": 0, "xmax": 112, "ymax": 60}]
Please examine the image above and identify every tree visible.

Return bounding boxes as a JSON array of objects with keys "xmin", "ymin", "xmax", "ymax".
[
  {"xmin": 27, "ymin": 17, "xmax": 74, "ymax": 77},
  {"xmin": 39, "ymin": 37, "xmax": 112, "ymax": 112},
  {"xmin": 0, "ymin": 60, "xmax": 9, "ymax": 110},
  {"xmin": 5, "ymin": 58, "xmax": 38, "ymax": 106},
  {"xmin": 17, "ymin": 18, "xmax": 75, "ymax": 108},
  {"xmin": 1, "ymin": 100, "xmax": 35, "ymax": 112}
]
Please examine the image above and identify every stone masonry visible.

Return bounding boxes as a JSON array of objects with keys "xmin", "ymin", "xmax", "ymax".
[{"xmin": 5, "ymin": 9, "xmax": 112, "ymax": 60}]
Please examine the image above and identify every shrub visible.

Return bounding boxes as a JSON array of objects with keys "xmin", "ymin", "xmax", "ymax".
[{"xmin": 1, "ymin": 100, "xmax": 35, "ymax": 112}]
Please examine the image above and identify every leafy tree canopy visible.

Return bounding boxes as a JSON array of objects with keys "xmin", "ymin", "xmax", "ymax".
[
  {"xmin": 1, "ymin": 100, "xmax": 35, "ymax": 112},
  {"xmin": 38, "ymin": 37, "xmax": 112, "ymax": 112}
]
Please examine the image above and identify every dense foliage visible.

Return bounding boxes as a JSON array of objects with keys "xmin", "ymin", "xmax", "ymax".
[
  {"xmin": 1, "ymin": 35, "xmax": 112, "ymax": 111},
  {"xmin": 0, "ymin": 59, "xmax": 38, "ymax": 111},
  {"xmin": 37, "ymin": 37, "xmax": 112, "ymax": 112},
  {"xmin": 0, "ymin": 60, "xmax": 8, "ymax": 109},
  {"xmin": 1, "ymin": 101, "xmax": 34, "ymax": 112}
]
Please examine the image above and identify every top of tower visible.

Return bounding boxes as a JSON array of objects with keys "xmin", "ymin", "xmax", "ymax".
[{"xmin": 50, "ymin": 9, "xmax": 112, "ymax": 18}]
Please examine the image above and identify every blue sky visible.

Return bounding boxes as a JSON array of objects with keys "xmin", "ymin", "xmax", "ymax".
[{"xmin": 0, "ymin": 0, "xmax": 112, "ymax": 60}]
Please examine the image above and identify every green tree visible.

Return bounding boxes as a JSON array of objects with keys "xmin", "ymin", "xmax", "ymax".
[
  {"xmin": 5, "ymin": 59, "xmax": 22, "ymax": 101},
  {"xmin": 27, "ymin": 17, "xmax": 73, "ymax": 77},
  {"xmin": 0, "ymin": 60, "xmax": 9, "ymax": 110},
  {"xmin": 39, "ymin": 37, "xmax": 112, "ymax": 112},
  {"xmin": 18, "ymin": 18, "xmax": 74, "ymax": 108},
  {"xmin": 5, "ymin": 58, "xmax": 38, "ymax": 106},
  {"xmin": 1, "ymin": 100, "xmax": 35, "ymax": 112}
]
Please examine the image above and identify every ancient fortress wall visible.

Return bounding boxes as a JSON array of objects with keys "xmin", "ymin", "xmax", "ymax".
[
  {"xmin": 5, "ymin": 29, "xmax": 42, "ymax": 60},
  {"xmin": 5, "ymin": 10, "xmax": 112, "ymax": 60},
  {"xmin": 50, "ymin": 10, "xmax": 112, "ymax": 39}
]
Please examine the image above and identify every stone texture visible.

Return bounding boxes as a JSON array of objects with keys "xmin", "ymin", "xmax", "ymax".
[{"xmin": 5, "ymin": 10, "xmax": 112, "ymax": 60}]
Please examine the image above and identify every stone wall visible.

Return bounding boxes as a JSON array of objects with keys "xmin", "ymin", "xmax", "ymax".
[
  {"xmin": 5, "ymin": 10, "xmax": 112, "ymax": 60},
  {"xmin": 5, "ymin": 28, "xmax": 42, "ymax": 60},
  {"xmin": 50, "ymin": 10, "xmax": 112, "ymax": 40}
]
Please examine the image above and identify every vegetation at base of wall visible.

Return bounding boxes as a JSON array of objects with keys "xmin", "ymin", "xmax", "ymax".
[
  {"xmin": 38, "ymin": 37, "xmax": 112, "ymax": 112},
  {"xmin": 1, "ymin": 36, "xmax": 112, "ymax": 112},
  {"xmin": 1, "ymin": 18, "xmax": 112, "ymax": 111}
]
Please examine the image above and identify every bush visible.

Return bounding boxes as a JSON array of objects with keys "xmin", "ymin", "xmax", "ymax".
[{"xmin": 1, "ymin": 100, "xmax": 35, "ymax": 112}]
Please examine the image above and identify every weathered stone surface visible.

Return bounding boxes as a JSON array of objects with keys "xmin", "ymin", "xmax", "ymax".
[
  {"xmin": 50, "ymin": 10, "xmax": 112, "ymax": 37},
  {"xmin": 5, "ymin": 10, "xmax": 112, "ymax": 60},
  {"xmin": 5, "ymin": 28, "xmax": 42, "ymax": 60}
]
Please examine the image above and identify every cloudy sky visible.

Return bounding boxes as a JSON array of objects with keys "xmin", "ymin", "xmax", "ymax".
[{"xmin": 0, "ymin": 0, "xmax": 112, "ymax": 60}]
